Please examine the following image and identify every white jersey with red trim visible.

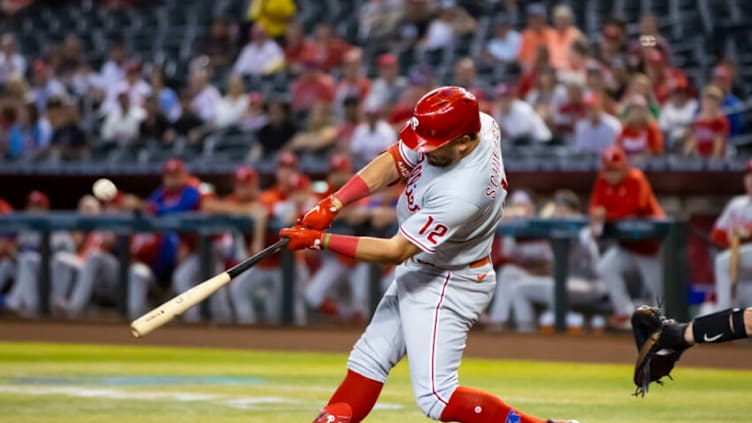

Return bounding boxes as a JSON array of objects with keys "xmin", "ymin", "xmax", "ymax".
[
  {"xmin": 714, "ymin": 195, "xmax": 752, "ymax": 231},
  {"xmin": 395, "ymin": 112, "xmax": 507, "ymax": 267}
]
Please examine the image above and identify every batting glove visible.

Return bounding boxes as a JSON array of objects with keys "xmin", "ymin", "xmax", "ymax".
[
  {"xmin": 279, "ymin": 226, "xmax": 325, "ymax": 250},
  {"xmin": 298, "ymin": 196, "xmax": 338, "ymax": 230}
]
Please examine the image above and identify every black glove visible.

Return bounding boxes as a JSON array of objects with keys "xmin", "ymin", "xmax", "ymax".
[{"xmin": 631, "ymin": 306, "xmax": 691, "ymax": 397}]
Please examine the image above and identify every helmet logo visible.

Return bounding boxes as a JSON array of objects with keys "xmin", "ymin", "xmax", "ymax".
[{"xmin": 409, "ymin": 117, "xmax": 419, "ymax": 130}]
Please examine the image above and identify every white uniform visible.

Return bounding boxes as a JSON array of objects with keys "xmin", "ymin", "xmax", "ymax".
[
  {"xmin": 712, "ymin": 195, "xmax": 752, "ymax": 309},
  {"xmin": 347, "ymin": 113, "xmax": 507, "ymax": 420}
]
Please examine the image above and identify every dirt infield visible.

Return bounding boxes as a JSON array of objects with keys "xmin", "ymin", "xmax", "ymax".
[{"xmin": 1, "ymin": 320, "xmax": 751, "ymax": 370}]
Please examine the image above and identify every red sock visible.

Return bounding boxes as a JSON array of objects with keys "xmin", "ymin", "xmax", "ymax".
[
  {"xmin": 328, "ymin": 370, "xmax": 384, "ymax": 423},
  {"xmin": 440, "ymin": 386, "xmax": 546, "ymax": 423}
]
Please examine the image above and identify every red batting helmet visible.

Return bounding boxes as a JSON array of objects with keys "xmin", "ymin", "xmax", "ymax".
[{"xmin": 399, "ymin": 86, "xmax": 481, "ymax": 153}]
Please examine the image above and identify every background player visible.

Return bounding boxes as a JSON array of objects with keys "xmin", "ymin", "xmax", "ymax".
[
  {"xmin": 710, "ymin": 159, "xmax": 752, "ymax": 310},
  {"xmin": 281, "ymin": 86, "xmax": 577, "ymax": 423},
  {"xmin": 590, "ymin": 146, "xmax": 665, "ymax": 329}
]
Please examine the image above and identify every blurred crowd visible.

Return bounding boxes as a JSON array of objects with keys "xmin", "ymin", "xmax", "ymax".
[{"xmin": 0, "ymin": 0, "xmax": 747, "ymax": 165}]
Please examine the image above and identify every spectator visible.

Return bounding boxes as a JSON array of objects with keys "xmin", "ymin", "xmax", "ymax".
[
  {"xmin": 199, "ymin": 17, "xmax": 239, "ymax": 71},
  {"xmin": 46, "ymin": 99, "xmax": 88, "ymax": 161},
  {"xmin": 189, "ymin": 68, "xmax": 221, "ymax": 123},
  {"xmin": 573, "ymin": 92, "xmax": 621, "ymax": 154},
  {"xmin": 291, "ymin": 57, "xmax": 336, "ymax": 112},
  {"xmin": 516, "ymin": 44, "xmax": 551, "ymax": 99},
  {"xmin": 684, "ymin": 85, "xmax": 729, "ymax": 160},
  {"xmin": 139, "ymin": 95, "xmax": 174, "ymax": 147},
  {"xmin": 232, "ymin": 24, "xmax": 285, "ymax": 76},
  {"xmin": 69, "ymin": 61, "xmax": 99, "ymax": 101},
  {"xmin": 548, "ymin": 4, "xmax": 583, "ymax": 70},
  {"xmin": 388, "ymin": 66, "xmax": 437, "ymax": 127},
  {"xmin": 593, "ymin": 17, "xmax": 627, "ymax": 70},
  {"xmin": 418, "ymin": 0, "xmax": 476, "ymax": 52},
  {"xmin": 524, "ymin": 66, "xmax": 565, "ymax": 129},
  {"xmin": 287, "ymin": 101, "xmax": 337, "ymax": 157},
  {"xmin": 350, "ymin": 102, "xmax": 396, "ymax": 165},
  {"xmin": 590, "ymin": 146, "xmax": 665, "ymax": 329},
  {"xmin": 172, "ymin": 90, "xmax": 205, "ymax": 147},
  {"xmin": 53, "ymin": 34, "xmax": 85, "ymax": 82},
  {"xmin": 309, "ymin": 22, "xmax": 351, "ymax": 72},
  {"xmin": 334, "ymin": 48, "xmax": 371, "ymax": 119},
  {"xmin": 710, "ymin": 65, "xmax": 744, "ymax": 137},
  {"xmin": 247, "ymin": 0, "xmax": 297, "ymax": 40},
  {"xmin": 453, "ymin": 57, "xmax": 491, "ymax": 98},
  {"xmin": 620, "ymin": 73, "xmax": 660, "ymax": 118},
  {"xmin": 101, "ymin": 91, "xmax": 146, "ymax": 148},
  {"xmin": 283, "ymin": 21, "xmax": 315, "ymax": 75},
  {"xmin": 4, "ymin": 74, "xmax": 28, "ymax": 108},
  {"xmin": 517, "ymin": 3, "xmax": 555, "ymax": 70},
  {"xmin": 253, "ymin": 99, "xmax": 296, "ymax": 159},
  {"xmin": 0, "ymin": 33, "xmax": 25, "ymax": 84},
  {"xmin": 98, "ymin": 37, "xmax": 128, "ymax": 93},
  {"xmin": 149, "ymin": 67, "xmax": 180, "ymax": 122},
  {"xmin": 658, "ymin": 75, "xmax": 698, "ymax": 151},
  {"xmin": 336, "ymin": 96, "xmax": 361, "ymax": 154},
  {"xmin": 552, "ymin": 81, "xmax": 586, "ymax": 144},
  {"xmin": 364, "ymin": 53, "xmax": 407, "ymax": 111},
  {"xmin": 492, "ymin": 84, "xmax": 551, "ymax": 145},
  {"xmin": 240, "ymin": 92, "xmax": 268, "ymax": 133},
  {"xmin": 7, "ymin": 102, "xmax": 50, "ymax": 160},
  {"xmin": 0, "ymin": 104, "xmax": 18, "ymax": 159},
  {"xmin": 644, "ymin": 48, "xmax": 685, "ymax": 106},
  {"xmin": 28, "ymin": 60, "xmax": 67, "ymax": 115},
  {"xmin": 214, "ymin": 74, "xmax": 249, "ymax": 130},
  {"xmin": 358, "ymin": 0, "xmax": 404, "ymax": 44},
  {"xmin": 557, "ymin": 38, "xmax": 594, "ymax": 87},
  {"xmin": 616, "ymin": 94, "xmax": 664, "ymax": 159},
  {"xmin": 101, "ymin": 60, "xmax": 152, "ymax": 115},
  {"xmin": 484, "ymin": 15, "xmax": 521, "ymax": 65},
  {"xmin": 632, "ymin": 15, "xmax": 671, "ymax": 60}
]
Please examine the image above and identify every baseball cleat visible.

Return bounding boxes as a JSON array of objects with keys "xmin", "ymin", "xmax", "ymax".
[{"xmin": 312, "ymin": 402, "xmax": 352, "ymax": 423}]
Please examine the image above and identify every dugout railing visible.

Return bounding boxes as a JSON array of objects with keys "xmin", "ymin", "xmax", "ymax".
[{"xmin": 0, "ymin": 213, "xmax": 688, "ymax": 332}]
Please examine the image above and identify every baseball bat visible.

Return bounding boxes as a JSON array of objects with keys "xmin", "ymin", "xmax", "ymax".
[
  {"xmin": 730, "ymin": 231, "xmax": 740, "ymax": 288},
  {"xmin": 130, "ymin": 238, "xmax": 289, "ymax": 337}
]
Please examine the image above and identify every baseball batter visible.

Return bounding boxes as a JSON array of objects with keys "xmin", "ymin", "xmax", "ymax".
[
  {"xmin": 710, "ymin": 160, "xmax": 752, "ymax": 309},
  {"xmin": 281, "ymin": 87, "xmax": 577, "ymax": 423}
]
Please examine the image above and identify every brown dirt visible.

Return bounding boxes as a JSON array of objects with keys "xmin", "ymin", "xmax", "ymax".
[{"xmin": 1, "ymin": 320, "xmax": 751, "ymax": 370}]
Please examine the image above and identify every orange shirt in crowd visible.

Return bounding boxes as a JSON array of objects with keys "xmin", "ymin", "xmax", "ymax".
[
  {"xmin": 517, "ymin": 27, "xmax": 555, "ymax": 69},
  {"xmin": 693, "ymin": 115, "xmax": 729, "ymax": 158},
  {"xmin": 548, "ymin": 27, "xmax": 582, "ymax": 69},
  {"xmin": 0, "ymin": 197, "xmax": 11, "ymax": 214},
  {"xmin": 616, "ymin": 121, "xmax": 664, "ymax": 156},
  {"xmin": 590, "ymin": 168, "xmax": 665, "ymax": 255}
]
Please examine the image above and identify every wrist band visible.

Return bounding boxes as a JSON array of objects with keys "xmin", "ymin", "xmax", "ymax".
[
  {"xmin": 333, "ymin": 175, "xmax": 370, "ymax": 207},
  {"xmin": 323, "ymin": 233, "xmax": 359, "ymax": 258}
]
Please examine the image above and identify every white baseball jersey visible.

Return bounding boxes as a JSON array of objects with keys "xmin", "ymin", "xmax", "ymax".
[
  {"xmin": 714, "ymin": 195, "xmax": 752, "ymax": 231},
  {"xmin": 395, "ymin": 112, "xmax": 507, "ymax": 267}
]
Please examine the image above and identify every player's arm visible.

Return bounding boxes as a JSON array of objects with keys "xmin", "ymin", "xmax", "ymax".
[{"xmin": 298, "ymin": 143, "xmax": 407, "ymax": 229}]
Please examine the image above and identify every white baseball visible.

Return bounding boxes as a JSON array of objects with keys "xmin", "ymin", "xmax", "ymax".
[{"xmin": 92, "ymin": 178, "xmax": 117, "ymax": 201}]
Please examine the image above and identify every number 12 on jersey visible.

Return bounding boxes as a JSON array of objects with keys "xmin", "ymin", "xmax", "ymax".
[{"xmin": 418, "ymin": 215, "xmax": 448, "ymax": 245}]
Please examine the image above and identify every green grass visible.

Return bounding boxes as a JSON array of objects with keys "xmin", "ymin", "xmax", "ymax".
[{"xmin": 0, "ymin": 342, "xmax": 750, "ymax": 422}]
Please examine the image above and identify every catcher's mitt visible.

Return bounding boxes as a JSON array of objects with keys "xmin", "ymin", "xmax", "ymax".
[{"xmin": 631, "ymin": 306, "xmax": 689, "ymax": 397}]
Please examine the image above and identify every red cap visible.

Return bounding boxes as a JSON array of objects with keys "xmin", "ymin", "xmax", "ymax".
[
  {"xmin": 125, "ymin": 59, "xmax": 142, "ymax": 74},
  {"xmin": 234, "ymin": 166, "xmax": 258, "ymax": 184},
  {"xmin": 277, "ymin": 152, "xmax": 299, "ymax": 168},
  {"xmin": 399, "ymin": 86, "xmax": 481, "ymax": 153},
  {"xmin": 32, "ymin": 59, "xmax": 48, "ymax": 74},
  {"xmin": 163, "ymin": 158, "xmax": 186, "ymax": 174},
  {"xmin": 668, "ymin": 72, "xmax": 688, "ymax": 91},
  {"xmin": 329, "ymin": 154, "xmax": 352, "ymax": 173},
  {"xmin": 287, "ymin": 173, "xmax": 311, "ymax": 191},
  {"xmin": 27, "ymin": 190, "xmax": 50, "ymax": 209},
  {"xmin": 602, "ymin": 25, "xmax": 620, "ymax": 40},
  {"xmin": 584, "ymin": 92, "xmax": 601, "ymax": 107},
  {"xmin": 601, "ymin": 146, "xmax": 628, "ymax": 170},
  {"xmin": 377, "ymin": 53, "xmax": 398, "ymax": 67},
  {"xmin": 712, "ymin": 66, "xmax": 731, "ymax": 81},
  {"xmin": 248, "ymin": 91, "xmax": 264, "ymax": 104}
]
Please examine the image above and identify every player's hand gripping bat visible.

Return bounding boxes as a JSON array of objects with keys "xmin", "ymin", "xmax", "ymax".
[{"xmin": 130, "ymin": 238, "xmax": 289, "ymax": 337}]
